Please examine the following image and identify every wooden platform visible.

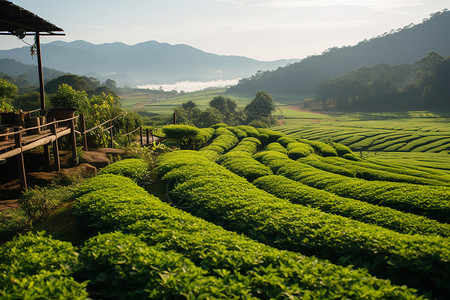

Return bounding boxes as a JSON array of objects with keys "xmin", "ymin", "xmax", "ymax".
[
  {"xmin": 0, "ymin": 119, "xmax": 77, "ymax": 191},
  {"xmin": 0, "ymin": 126, "xmax": 70, "ymax": 157}
]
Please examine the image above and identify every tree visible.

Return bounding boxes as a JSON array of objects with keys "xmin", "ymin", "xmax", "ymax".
[
  {"xmin": 196, "ymin": 108, "xmax": 224, "ymax": 127},
  {"xmin": 209, "ymin": 96, "xmax": 237, "ymax": 115},
  {"xmin": 104, "ymin": 79, "xmax": 118, "ymax": 94},
  {"xmin": 245, "ymin": 91, "xmax": 276, "ymax": 118},
  {"xmin": 50, "ymin": 84, "xmax": 89, "ymax": 111},
  {"xmin": 13, "ymin": 91, "xmax": 40, "ymax": 110},
  {"xmin": 45, "ymin": 74, "xmax": 100, "ymax": 94},
  {"xmin": 0, "ymin": 79, "xmax": 18, "ymax": 111},
  {"xmin": 181, "ymin": 100, "xmax": 197, "ymax": 110}
]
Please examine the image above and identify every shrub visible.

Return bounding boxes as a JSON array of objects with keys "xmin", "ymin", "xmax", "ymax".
[
  {"xmin": 73, "ymin": 170, "xmax": 423, "ymax": 299},
  {"xmin": 265, "ymin": 142, "xmax": 287, "ymax": 154},
  {"xmin": 79, "ymin": 232, "xmax": 247, "ymax": 299},
  {"xmin": 0, "ymin": 232, "xmax": 88, "ymax": 299},
  {"xmin": 254, "ymin": 175, "xmax": 450, "ymax": 237},
  {"xmin": 99, "ymin": 158, "xmax": 149, "ymax": 182},
  {"xmin": 159, "ymin": 152, "xmax": 450, "ymax": 298}
]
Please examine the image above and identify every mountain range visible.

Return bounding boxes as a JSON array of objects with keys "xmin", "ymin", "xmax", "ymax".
[
  {"xmin": 0, "ymin": 40, "xmax": 299, "ymax": 86},
  {"xmin": 229, "ymin": 10, "xmax": 450, "ymax": 97}
]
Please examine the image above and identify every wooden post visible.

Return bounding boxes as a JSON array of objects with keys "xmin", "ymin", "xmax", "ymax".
[
  {"xmin": 44, "ymin": 145, "xmax": 51, "ymax": 167},
  {"xmin": 80, "ymin": 114, "xmax": 88, "ymax": 151},
  {"xmin": 173, "ymin": 112, "xmax": 176, "ymax": 124},
  {"xmin": 35, "ymin": 33, "xmax": 46, "ymax": 110},
  {"xmin": 69, "ymin": 117, "xmax": 77, "ymax": 165},
  {"xmin": 139, "ymin": 126, "xmax": 143, "ymax": 146},
  {"xmin": 150, "ymin": 128, "xmax": 154, "ymax": 144},
  {"xmin": 109, "ymin": 121, "xmax": 114, "ymax": 148},
  {"xmin": 14, "ymin": 127, "xmax": 27, "ymax": 191},
  {"xmin": 146, "ymin": 128, "xmax": 150, "ymax": 146},
  {"xmin": 50, "ymin": 119, "xmax": 60, "ymax": 171}
]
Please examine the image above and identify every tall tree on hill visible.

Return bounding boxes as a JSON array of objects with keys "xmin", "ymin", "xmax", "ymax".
[
  {"xmin": 245, "ymin": 91, "xmax": 277, "ymax": 125},
  {"xmin": 209, "ymin": 96, "xmax": 237, "ymax": 115}
]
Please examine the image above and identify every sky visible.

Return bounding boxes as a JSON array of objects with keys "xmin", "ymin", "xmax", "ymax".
[{"xmin": 1, "ymin": 0, "xmax": 449, "ymax": 61}]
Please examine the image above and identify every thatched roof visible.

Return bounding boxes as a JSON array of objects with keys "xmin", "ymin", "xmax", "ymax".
[{"xmin": 0, "ymin": 0, "xmax": 63, "ymax": 35}]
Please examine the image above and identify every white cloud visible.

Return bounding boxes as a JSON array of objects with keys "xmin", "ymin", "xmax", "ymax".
[
  {"xmin": 215, "ymin": 0, "xmax": 423, "ymax": 10},
  {"xmin": 137, "ymin": 79, "xmax": 241, "ymax": 93}
]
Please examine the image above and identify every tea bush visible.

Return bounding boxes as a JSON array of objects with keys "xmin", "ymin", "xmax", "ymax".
[
  {"xmin": 79, "ymin": 232, "xmax": 250, "ymax": 299},
  {"xmin": 159, "ymin": 151, "xmax": 450, "ymax": 298},
  {"xmin": 99, "ymin": 158, "xmax": 149, "ymax": 182},
  {"xmin": 0, "ymin": 232, "xmax": 88, "ymax": 299},
  {"xmin": 73, "ymin": 171, "xmax": 424, "ymax": 299},
  {"xmin": 256, "ymin": 150, "xmax": 450, "ymax": 223},
  {"xmin": 254, "ymin": 175, "xmax": 450, "ymax": 237}
]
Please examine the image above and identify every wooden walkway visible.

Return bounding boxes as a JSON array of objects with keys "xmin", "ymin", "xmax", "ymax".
[
  {"xmin": 0, "ymin": 126, "xmax": 70, "ymax": 158},
  {"xmin": 0, "ymin": 117, "xmax": 77, "ymax": 191}
]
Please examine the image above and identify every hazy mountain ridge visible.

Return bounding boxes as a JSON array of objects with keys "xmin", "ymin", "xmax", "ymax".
[
  {"xmin": 0, "ymin": 40, "xmax": 300, "ymax": 86},
  {"xmin": 0, "ymin": 58, "xmax": 66, "ymax": 84},
  {"xmin": 229, "ymin": 10, "xmax": 450, "ymax": 97}
]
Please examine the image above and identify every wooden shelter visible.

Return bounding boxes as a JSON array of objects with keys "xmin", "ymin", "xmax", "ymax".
[
  {"xmin": 1, "ymin": 1, "xmax": 66, "ymax": 191},
  {"xmin": 0, "ymin": 0, "xmax": 64, "ymax": 110}
]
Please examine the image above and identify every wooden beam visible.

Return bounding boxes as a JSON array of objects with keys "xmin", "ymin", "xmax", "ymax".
[{"xmin": 35, "ymin": 33, "xmax": 46, "ymax": 110}]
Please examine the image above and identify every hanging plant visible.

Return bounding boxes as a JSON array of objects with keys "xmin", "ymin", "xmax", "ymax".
[{"xmin": 30, "ymin": 43, "xmax": 37, "ymax": 59}]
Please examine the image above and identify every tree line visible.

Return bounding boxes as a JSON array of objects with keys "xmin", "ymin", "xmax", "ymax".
[
  {"xmin": 172, "ymin": 91, "xmax": 277, "ymax": 128},
  {"xmin": 307, "ymin": 52, "xmax": 450, "ymax": 111}
]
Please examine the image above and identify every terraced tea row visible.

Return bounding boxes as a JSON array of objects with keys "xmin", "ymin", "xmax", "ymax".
[
  {"xmin": 253, "ymin": 174, "xmax": 450, "ymax": 237},
  {"xmin": 255, "ymin": 150, "xmax": 450, "ymax": 223},
  {"xmin": 70, "ymin": 163, "xmax": 424, "ymax": 299},
  {"xmin": 158, "ymin": 151, "xmax": 450, "ymax": 298},
  {"xmin": 277, "ymin": 124, "xmax": 450, "ymax": 154}
]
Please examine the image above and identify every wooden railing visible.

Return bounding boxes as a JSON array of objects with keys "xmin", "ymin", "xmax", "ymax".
[
  {"xmin": 0, "ymin": 115, "xmax": 78, "ymax": 190},
  {"xmin": 79, "ymin": 113, "xmax": 126, "ymax": 150}
]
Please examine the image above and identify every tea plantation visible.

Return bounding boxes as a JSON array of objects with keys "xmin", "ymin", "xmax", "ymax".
[{"xmin": 2, "ymin": 124, "xmax": 450, "ymax": 299}]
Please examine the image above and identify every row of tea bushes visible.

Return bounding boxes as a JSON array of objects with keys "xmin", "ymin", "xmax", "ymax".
[
  {"xmin": 311, "ymin": 156, "xmax": 448, "ymax": 186},
  {"xmin": 161, "ymin": 124, "xmax": 215, "ymax": 149},
  {"xmin": 0, "ymin": 232, "xmax": 88, "ymax": 299},
  {"xmin": 72, "ymin": 168, "xmax": 424, "ymax": 299},
  {"xmin": 297, "ymin": 154, "xmax": 448, "ymax": 186},
  {"xmin": 297, "ymin": 154, "xmax": 357, "ymax": 177},
  {"xmin": 322, "ymin": 156, "xmax": 450, "ymax": 184},
  {"xmin": 298, "ymin": 139, "xmax": 338, "ymax": 157},
  {"xmin": 255, "ymin": 151, "xmax": 450, "ymax": 223},
  {"xmin": 98, "ymin": 158, "xmax": 149, "ymax": 182},
  {"xmin": 265, "ymin": 142, "xmax": 288, "ymax": 153},
  {"xmin": 199, "ymin": 127, "xmax": 239, "ymax": 161},
  {"xmin": 253, "ymin": 174, "xmax": 450, "ymax": 237},
  {"xmin": 79, "ymin": 232, "xmax": 248, "ymax": 299},
  {"xmin": 158, "ymin": 152, "xmax": 450, "ymax": 298},
  {"xmin": 218, "ymin": 137, "xmax": 272, "ymax": 181}
]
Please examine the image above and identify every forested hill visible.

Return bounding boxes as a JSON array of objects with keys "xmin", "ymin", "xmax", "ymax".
[
  {"xmin": 229, "ymin": 10, "xmax": 450, "ymax": 98},
  {"xmin": 0, "ymin": 58, "xmax": 66, "ymax": 84},
  {"xmin": 308, "ymin": 52, "xmax": 450, "ymax": 111}
]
